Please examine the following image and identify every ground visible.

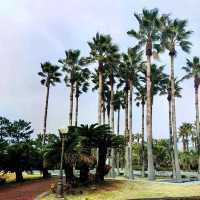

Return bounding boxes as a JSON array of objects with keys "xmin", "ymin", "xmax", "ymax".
[
  {"xmin": 0, "ymin": 172, "xmax": 56, "ymax": 200},
  {"xmin": 42, "ymin": 177, "xmax": 200, "ymax": 200}
]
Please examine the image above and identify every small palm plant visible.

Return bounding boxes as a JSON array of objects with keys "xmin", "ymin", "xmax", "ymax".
[{"xmin": 38, "ymin": 62, "xmax": 61, "ymax": 144}]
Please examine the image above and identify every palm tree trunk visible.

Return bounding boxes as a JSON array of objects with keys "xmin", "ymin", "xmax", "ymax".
[
  {"xmin": 110, "ymin": 74, "xmax": 115, "ymax": 178},
  {"xmin": 43, "ymin": 85, "xmax": 50, "ymax": 145},
  {"xmin": 116, "ymin": 108, "xmax": 120, "ymax": 176},
  {"xmin": 69, "ymin": 82, "xmax": 74, "ymax": 126},
  {"xmin": 75, "ymin": 96, "xmax": 79, "ymax": 127},
  {"xmin": 97, "ymin": 62, "xmax": 103, "ymax": 166},
  {"xmin": 146, "ymin": 55, "xmax": 155, "ymax": 180},
  {"xmin": 170, "ymin": 55, "xmax": 181, "ymax": 181},
  {"xmin": 194, "ymin": 84, "xmax": 200, "ymax": 174},
  {"xmin": 168, "ymin": 98, "xmax": 176, "ymax": 179},
  {"xmin": 98, "ymin": 62, "xmax": 103, "ymax": 125},
  {"xmin": 141, "ymin": 102, "xmax": 145, "ymax": 177},
  {"xmin": 124, "ymin": 86, "xmax": 129, "ymax": 177},
  {"xmin": 74, "ymin": 82, "xmax": 79, "ymax": 127},
  {"xmin": 128, "ymin": 80, "xmax": 133, "ymax": 179}
]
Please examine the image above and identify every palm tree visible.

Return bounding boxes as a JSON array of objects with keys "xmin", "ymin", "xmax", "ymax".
[
  {"xmin": 88, "ymin": 33, "xmax": 113, "ymax": 125},
  {"xmin": 128, "ymin": 8, "xmax": 162, "ymax": 180},
  {"xmin": 118, "ymin": 46, "xmax": 142, "ymax": 179},
  {"xmin": 38, "ymin": 62, "xmax": 61, "ymax": 145},
  {"xmin": 114, "ymin": 90, "xmax": 125, "ymax": 176},
  {"xmin": 161, "ymin": 17, "xmax": 192, "ymax": 180},
  {"xmin": 105, "ymin": 43, "xmax": 121, "ymax": 178},
  {"xmin": 179, "ymin": 123, "xmax": 193, "ymax": 152},
  {"xmin": 182, "ymin": 57, "xmax": 200, "ymax": 173},
  {"xmin": 74, "ymin": 68, "xmax": 90, "ymax": 126},
  {"xmin": 160, "ymin": 78, "xmax": 182, "ymax": 179},
  {"xmin": 58, "ymin": 50, "xmax": 79, "ymax": 126},
  {"xmin": 135, "ymin": 84, "xmax": 146, "ymax": 177}
]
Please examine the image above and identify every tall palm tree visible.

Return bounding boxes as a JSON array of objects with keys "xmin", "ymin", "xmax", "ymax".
[
  {"xmin": 59, "ymin": 49, "xmax": 86, "ymax": 126},
  {"xmin": 128, "ymin": 8, "xmax": 162, "ymax": 180},
  {"xmin": 161, "ymin": 17, "xmax": 192, "ymax": 180},
  {"xmin": 179, "ymin": 123, "xmax": 193, "ymax": 152},
  {"xmin": 118, "ymin": 46, "xmax": 142, "ymax": 179},
  {"xmin": 105, "ymin": 42, "xmax": 121, "ymax": 178},
  {"xmin": 160, "ymin": 78, "xmax": 182, "ymax": 179},
  {"xmin": 74, "ymin": 68, "xmax": 90, "ymax": 126},
  {"xmin": 38, "ymin": 62, "xmax": 61, "ymax": 145},
  {"xmin": 182, "ymin": 57, "xmax": 200, "ymax": 173},
  {"xmin": 88, "ymin": 33, "xmax": 113, "ymax": 125},
  {"xmin": 135, "ymin": 84, "xmax": 146, "ymax": 177},
  {"xmin": 114, "ymin": 90, "xmax": 125, "ymax": 176}
]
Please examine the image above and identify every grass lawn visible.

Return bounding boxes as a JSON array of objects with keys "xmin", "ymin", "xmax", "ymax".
[
  {"xmin": 42, "ymin": 177, "xmax": 200, "ymax": 200},
  {"xmin": 0, "ymin": 172, "xmax": 43, "ymax": 184}
]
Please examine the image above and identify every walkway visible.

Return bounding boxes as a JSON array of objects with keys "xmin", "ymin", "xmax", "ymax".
[{"xmin": 0, "ymin": 178, "xmax": 56, "ymax": 200}]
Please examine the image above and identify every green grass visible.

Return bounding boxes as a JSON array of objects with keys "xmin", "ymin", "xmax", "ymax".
[
  {"xmin": 0, "ymin": 172, "xmax": 43, "ymax": 184},
  {"xmin": 42, "ymin": 177, "xmax": 200, "ymax": 200}
]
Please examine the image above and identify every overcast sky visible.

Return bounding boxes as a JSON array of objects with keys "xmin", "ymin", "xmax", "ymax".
[{"xmin": 0, "ymin": 0, "xmax": 200, "ymax": 139}]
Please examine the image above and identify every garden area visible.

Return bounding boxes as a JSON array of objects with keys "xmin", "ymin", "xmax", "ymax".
[{"xmin": 2, "ymin": 1, "xmax": 200, "ymax": 200}]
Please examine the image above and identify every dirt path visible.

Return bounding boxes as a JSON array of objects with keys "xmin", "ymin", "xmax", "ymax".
[{"xmin": 0, "ymin": 178, "xmax": 56, "ymax": 200}]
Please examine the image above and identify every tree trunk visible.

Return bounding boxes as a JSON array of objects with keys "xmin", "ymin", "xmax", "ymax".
[
  {"xmin": 43, "ymin": 85, "xmax": 50, "ymax": 145},
  {"xmin": 69, "ymin": 82, "xmax": 74, "ymax": 126},
  {"xmin": 146, "ymin": 55, "xmax": 155, "ymax": 180},
  {"xmin": 194, "ymin": 84, "xmax": 200, "ymax": 174},
  {"xmin": 110, "ymin": 74, "xmax": 115, "ymax": 178},
  {"xmin": 96, "ymin": 146, "xmax": 107, "ymax": 182},
  {"xmin": 80, "ymin": 163, "xmax": 89, "ymax": 184},
  {"xmin": 168, "ymin": 98, "xmax": 176, "ymax": 179},
  {"xmin": 15, "ymin": 169, "xmax": 23, "ymax": 182},
  {"xmin": 170, "ymin": 55, "xmax": 181, "ymax": 181},
  {"xmin": 98, "ymin": 62, "xmax": 103, "ymax": 125},
  {"xmin": 124, "ymin": 86, "xmax": 129, "ymax": 177},
  {"xmin": 64, "ymin": 164, "xmax": 75, "ymax": 184},
  {"xmin": 141, "ymin": 102, "xmax": 145, "ymax": 177},
  {"xmin": 128, "ymin": 80, "xmax": 133, "ymax": 179},
  {"xmin": 75, "ymin": 83, "xmax": 79, "ymax": 127},
  {"xmin": 116, "ymin": 108, "xmax": 120, "ymax": 176}
]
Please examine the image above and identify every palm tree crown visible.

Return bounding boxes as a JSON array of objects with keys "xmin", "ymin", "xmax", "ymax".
[{"xmin": 38, "ymin": 62, "xmax": 61, "ymax": 87}]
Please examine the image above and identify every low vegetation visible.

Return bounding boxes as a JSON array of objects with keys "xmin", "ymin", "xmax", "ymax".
[{"xmin": 42, "ymin": 179, "xmax": 200, "ymax": 200}]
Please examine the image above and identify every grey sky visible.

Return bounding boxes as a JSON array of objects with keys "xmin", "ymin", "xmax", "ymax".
[{"xmin": 0, "ymin": 0, "xmax": 200, "ymax": 139}]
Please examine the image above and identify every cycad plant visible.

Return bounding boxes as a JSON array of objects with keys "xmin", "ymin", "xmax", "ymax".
[{"xmin": 38, "ymin": 62, "xmax": 61, "ymax": 144}]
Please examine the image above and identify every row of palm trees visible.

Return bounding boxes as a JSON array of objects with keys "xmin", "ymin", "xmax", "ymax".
[{"xmin": 38, "ymin": 8, "xmax": 200, "ymax": 181}]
